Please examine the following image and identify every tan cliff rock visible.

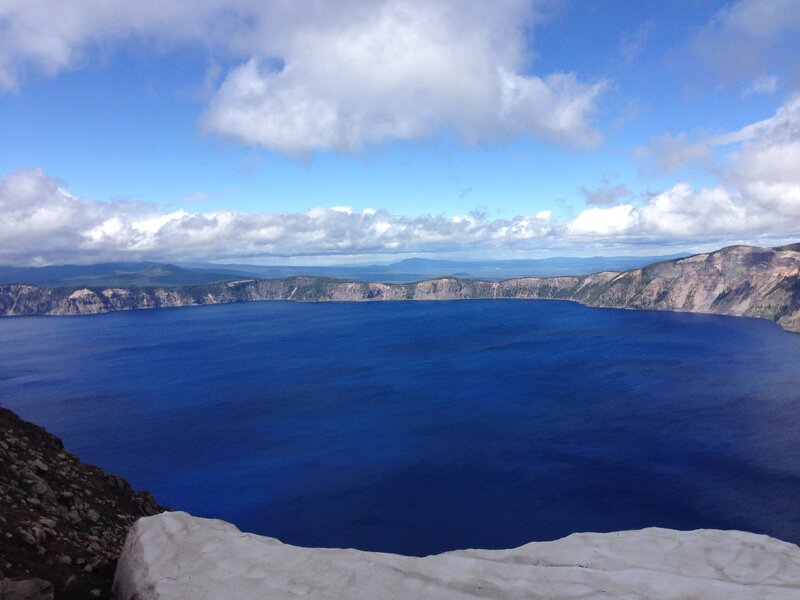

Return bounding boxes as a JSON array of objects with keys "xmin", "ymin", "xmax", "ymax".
[{"xmin": 1, "ymin": 243, "xmax": 798, "ymax": 332}]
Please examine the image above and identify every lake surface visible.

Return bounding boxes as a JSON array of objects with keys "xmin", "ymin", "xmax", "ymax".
[{"xmin": 1, "ymin": 300, "xmax": 800, "ymax": 554}]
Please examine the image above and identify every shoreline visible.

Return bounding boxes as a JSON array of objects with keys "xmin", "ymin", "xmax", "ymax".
[
  {"xmin": 2, "ymin": 243, "xmax": 798, "ymax": 333},
  {"xmin": 2, "ymin": 285, "xmax": 799, "ymax": 334}
]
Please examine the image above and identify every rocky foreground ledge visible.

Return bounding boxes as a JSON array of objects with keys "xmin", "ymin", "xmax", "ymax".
[
  {"xmin": 0, "ymin": 407, "xmax": 164, "ymax": 599},
  {"xmin": 114, "ymin": 511, "xmax": 800, "ymax": 600}
]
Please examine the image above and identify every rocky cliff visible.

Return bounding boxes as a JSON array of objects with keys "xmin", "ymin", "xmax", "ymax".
[
  {"xmin": 0, "ymin": 407, "xmax": 164, "ymax": 600},
  {"xmin": 114, "ymin": 511, "xmax": 800, "ymax": 599},
  {"xmin": 2, "ymin": 243, "xmax": 799, "ymax": 332}
]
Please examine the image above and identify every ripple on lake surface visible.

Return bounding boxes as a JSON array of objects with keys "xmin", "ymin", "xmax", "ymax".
[{"xmin": 1, "ymin": 299, "xmax": 799, "ymax": 555}]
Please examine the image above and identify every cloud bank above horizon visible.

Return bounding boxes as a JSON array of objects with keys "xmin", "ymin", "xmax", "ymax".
[
  {"xmin": 3, "ymin": 91, "xmax": 799, "ymax": 267},
  {"xmin": 1, "ymin": 0, "xmax": 800, "ymax": 265}
]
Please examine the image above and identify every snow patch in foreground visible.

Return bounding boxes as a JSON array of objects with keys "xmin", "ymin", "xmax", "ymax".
[{"xmin": 113, "ymin": 511, "xmax": 800, "ymax": 599}]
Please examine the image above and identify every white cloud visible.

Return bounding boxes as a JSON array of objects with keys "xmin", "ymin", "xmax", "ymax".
[
  {"xmin": 568, "ymin": 205, "xmax": 638, "ymax": 236},
  {"xmin": 639, "ymin": 184, "xmax": 753, "ymax": 237},
  {"xmin": 568, "ymin": 93, "xmax": 800, "ymax": 241},
  {"xmin": 0, "ymin": 0, "xmax": 607, "ymax": 154},
  {"xmin": 4, "ymin": 110, "xmax": 800, "ymax": 264},
  {"xmin": 0, "ymin": 1, "xmax": 216, "ymax": 89},
  {"xmin": 727, "ymin": 95, "xmax": 800, "ymax": 183},
  {"xmin": 0, "ymin": 168, "xmax": 559, "ymax": 265},
  {"xmin": 3, "ymin": 91, "xmax": 800, "ymax": 264},
  {"xmin": 0, "ymin": 168, "xmax": 154, "ymax": 264},
  {"xmin": 726, "ymin": 94, "xmax": 800, "ymax": 218},
  {"xmin": 202, "ymin": 2, "xmax": 606, "ymax": 153},
  {"xmin": 568, "ymin": 183, "xmax": 779, "ymax": 240}
]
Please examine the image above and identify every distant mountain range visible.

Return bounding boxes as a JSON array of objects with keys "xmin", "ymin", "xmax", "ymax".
[
  {"xmin": 184, "ymin": 254, "xmax": 690, "ymax": 282},
  {"xmin": 1, "ymin": 244, "xmax": 798, "ymax": 333},
  {"xmin": 0, "ymin": 254, "xmax": 687, "ymax": 287},
  {"xmin": 0, "ymin": 262, "xmax": 239, "ymax": 287}
]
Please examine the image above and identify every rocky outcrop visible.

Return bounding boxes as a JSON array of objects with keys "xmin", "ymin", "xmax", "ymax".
[
  {"xmin": 567, "ymin": 245, "xmax": 800, "ymax": 333},
  {"xmin": 114, "ymin": 511, "xmax": 800, "ymax": 600},
  {"xmin": 1, "ymin": 244, "xmax": 799, "ymax": 332},
  {"xmin": 0, "ymin": 407, "xmax": 164, "ymax": 600},
  {"xmin": 0, "ymin": 577, "xmax": 54, "ymax": 600}
]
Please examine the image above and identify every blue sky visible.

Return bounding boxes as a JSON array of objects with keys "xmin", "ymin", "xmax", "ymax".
[{"xmin": 1, "ymin": 0, "xmax": 799, "ymax": 265}]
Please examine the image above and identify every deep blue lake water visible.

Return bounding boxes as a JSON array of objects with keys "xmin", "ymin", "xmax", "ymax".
[{"xmin": 1, "ymin": 300, "xmax": 800, "ymax": 555}]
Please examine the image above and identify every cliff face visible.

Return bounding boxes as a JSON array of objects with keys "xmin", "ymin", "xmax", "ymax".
[
  {"xmin": 1, "ymin": 244, "xmax": 799, "ymax": 332},
  {"xmin": 557, "ymin": 245, "xmax": 800, "ymax": 333}
]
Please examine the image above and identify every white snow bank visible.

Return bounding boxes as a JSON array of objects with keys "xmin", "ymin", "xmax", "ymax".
[{"xmin": 113, "ymin": 511, "xmax": 800, "ymax": 599}]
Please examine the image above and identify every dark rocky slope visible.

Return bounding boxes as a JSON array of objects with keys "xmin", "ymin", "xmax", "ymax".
[
  {"xmin": 1, "ymin": 243, "xmax": 799, "ymax": 332},
  {"xmin": 0, "ymin": 407, "xmax": 163, "ymax": 599}
]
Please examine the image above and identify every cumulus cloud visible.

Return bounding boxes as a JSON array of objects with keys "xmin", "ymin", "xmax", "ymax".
[
  {"xmin": 0, "ymin": 1, "xmax": 221, "ymax": 89},
  {"xmin": 6, "ymin": 87, "xmax": 800, "ymax": 267},
  {"xmin": 0, "ymin": 168, "xmax": 559, "ymax": 265},
  {"xmin": 0, "ymin": 0, "xmax": 606, "ymax": 154},
  {"xmin": 639, "ymin": 185, "xmax": 755, "ymax": 237},
  {"xmin": 725, "ymin": 94, "xmax": 800, "ymax": 216},
  {"xmin": 567, "ymin": 205, "xmax": 638, "ymax": 236},
  {"xmin": 568, "ymin": 184, "xmax": 777, "ymax": 241},
  {"xmin": 200, "ymin": 1, "xmax": 607, "ymax": 153},
  {"xmin": 5, "ymin": 91, "xmax": 800, "ymax": 266},
  {"xmin": 569, "ymin": 93, "xmax": 800, "ymax": 242},
  {"xmin": 5, "ymin": 93, "xmax": 800, "ymax": 264}
]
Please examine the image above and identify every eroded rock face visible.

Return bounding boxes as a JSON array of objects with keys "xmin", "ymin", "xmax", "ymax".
[
  {"xmin": 1, "ymin": 243, "xmax": 800, "ymax": 332},
  {"xmin": 114, "ymin": 512, "xmax": 800, "ymax": 600}
]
